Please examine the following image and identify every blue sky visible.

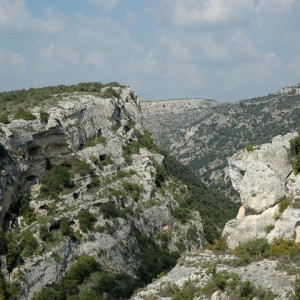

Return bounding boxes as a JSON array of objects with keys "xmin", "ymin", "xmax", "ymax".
[{"xmin": 0, "ymin": 0, "xmax": 300, "ymax": 102}]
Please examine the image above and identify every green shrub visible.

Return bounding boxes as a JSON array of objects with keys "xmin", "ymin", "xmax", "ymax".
[
  {"xmin": 60, "ymin": 217, "xmax": 74, "ymax": 238},
  {"xmin": 279, "ymin": 198, "xmax": 291, "ymax": 214},
  {"xmin": 208, "ymin": 236, "xmax": 228, "ymax": 252},
  {"xmin": 66, "ymin": 255, "xmax": 98, "ymax": 284},
  {"xmin": 84, "ymin": 136, "xmax": 107, "ymax": 148},
  {"xmin": 268, "ymin": 239, "xmax": 300, "ymax": 257},
  {"xmin": 264, "ymin": 224, "xmax": 275, "ymax": 234},
  {"xmin": 289, "ymin": 133, "xmax": 300, "ymax": 175},
  {"xmin": 274, "ymin": 198, "xmax": 291, "ymax": 220},
  {"xmin": 245, "ymin": 145, "xmax": 254, "ymax": 151},
  {"xmin": 122, "ymin": 181, "xmax": 142, "ymax": 201},
  {"xmin": 235, "ymin": 238, "xmax": 269, "ymax": 263},
  {"xmin": 39, "ymin": 110, "xmax": 49, "ymax": 124},
  {"xmin": 77, "ymin": 210, "xmax": 96, "ymax": 232},
  {"xmin": 171, "ymin": 206, "xmax": 190, "ymax": 223},
  {"xmin": 39, "ymin": 225, "xmax": 52, "ymax": 242},
  {"xmin": 41, "ymin": 165, "xmax": 72, "ymax": 197},
  {"xmin": 171, "ymin": 281, "xmax": 195, "ymax": 300},
  {"xmin": 6, "ymin": 240, "xmax": 19, "ymax": 272},
  {"xmin": 122, "ymin": 141, "xmax": 140, "ymax": 162},
  {"xmin": 17, "ymin": 193, "xmax": 36, "ymax": 225},
  {"xmin": 75, "ymin": 163, "xmax": 92, "ymax": 176},
  {"xmin": 14, "ymin": 108, "xmax": 36, "ymax": 120},
  {"xmin": 20, "ymin": 230, "xmax": 38, "ymax": 257},
  {"xmin": 153, "ymin": 160, "xmax": 168, "ymax": 187},
  {"xmin": 0, "ymin": 111, "xmax": 9, "ymax": 124},
  {"xmin": 101, "ymin": 87, "xmax": 119, "ymax": 98},
  {"xmin": 99, "ymin": 202, "xmax": 122, "ymax": 219}
]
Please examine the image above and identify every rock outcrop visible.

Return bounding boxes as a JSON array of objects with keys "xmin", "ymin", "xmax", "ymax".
[
  {"xmin": 223, "ymin": 132, "xmax": 300, "ymax": 248},
  {"xmin": 0, "ymin": 86, "xmax": 204, "ymax": 298},
  {"xmin": 132, "ymin": 250, "xmax": 295, "ymax": 299}
]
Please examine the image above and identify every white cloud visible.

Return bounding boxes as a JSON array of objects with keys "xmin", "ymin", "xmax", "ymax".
[
  {"xmin": 257, "ymin": 0, "xmax": 296, "ymax": 14},
  {"xmin": 0, "ymin": 0, "xmax": 66, "ymax": 34},
  {"xmin": 87, "ymin": 0, "xmax": 119, "ymax": 11},
  {"xmin": 0, "ymin": 0, "xmax": 38, "ymax": 31},
  {"xmin": 0, "ymin": 48, "xmax": 29, "ymax": 70},
  {"xmin": 172, "ymin": 0, "xmax": 254, "ymax": 27}
]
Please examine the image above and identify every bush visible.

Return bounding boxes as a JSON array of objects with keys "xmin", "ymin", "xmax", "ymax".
[
  {"xmin": 274, "ymin": 198, "xmax": 291, "ymax": 220},
  {"xmin": 122, "ymin": 141, "xmax": 140, "ymax": 162},
  {"xmin": 289, "ymin": 133, "xmax": 300, "ymax": 174},
  {"xmin": 14, "ymin": 108, "xmax": 36, "ymax": 120},
  {"xmin": 153, "ymin": 160, "xmax": 167, "ymax": 187},
  {"xmin": 39, "ymin": 225, "xmax": 52, "ymax": 242},
  {"xmin": 84, "ymin": 136, "xmax": 107, "ymax": 148},
  {"xmin": 171, "ymin": 206, "xmax": 190, "ymax": 223},
  {"xmin": 0, "ymin": 111, "xmax": 9, "ymax": 124},
  {"xmin": 245, "ymin": 145, "xmax": 254, "ymax": 151},
  {"xmin": 41, "ymin": 165, "xmax": 72, "ymax": 197},
  {"xmin": 6, "ymin": 240, "xmax": 19, "ymax": 272},
  {"xmin": 66, "ymin": 255, "xmax": 98, "ymax": 284},
  {"xmin": 122, "ymin": 181, "xmax": 142, "ymax": 201},
  {"xmin": 77, "ymin": 210, "xmax": 96, "ymax": 232},
  {"xmin": 235, "ymin": 238, "xmax": 269, "ymax": 263},
  {"xmin": 39, "ymin": 110, "xmax": 49, "ymax": 124},
  {"xmin": 268, "ymin": 239, "xmax": 300, "ymax": 257},
  {"xmin": 99, "ymin": 202, "xmax": 121, "ymax": 219},
  {"xmin": 21, "ymin": 230, "xmax": 38, "ymax": 257},
  {"xmin": 60, "ymin": 217, "xmax": 74, "ymax": 237},
  {"xmin": 75, "ymin": 163, "xmax": 92, "ymax": 176}
]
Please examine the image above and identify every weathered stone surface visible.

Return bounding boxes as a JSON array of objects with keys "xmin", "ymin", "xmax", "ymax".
[
  {"xmin": 223, "ymin": 205, "xmax": 278, "ymax": 249},
  {"xmin": 228, "ymin": 133, "xmax": 296, "ymax": 213},
  {"xmin": 267, "ymin": 206, "xmax": 300, "ymax": 242},
  {"xmin": 132, "ymin": 250, "xmax": 295, "ymax": 300},
  {"xmin": 224, "ymin": 132, "xmax": 300, "ymax": 249}
]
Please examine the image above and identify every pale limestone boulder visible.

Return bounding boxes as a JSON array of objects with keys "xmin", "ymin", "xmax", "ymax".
[
  {"xmin": 224, "ymin": 132, "xmax": 300, "ymax": 248},
  {"xmin": 223, "ymin": 205, "xmax": 278, "ymax": 249},
  {"xmin": 239, "ymin": 162, "xmax": 285, "ymax": 213},
  {"xmin": 267, "ymin": 206, "xmax": 300, "ymax": 242},
  {"xmin": 228, "ymin": 133, "xmax": 297, "ymax": 213}
]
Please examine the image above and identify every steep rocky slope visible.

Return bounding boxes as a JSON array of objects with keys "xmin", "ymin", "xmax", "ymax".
[
  {"xmin": 142, "ymin": 84, "xmax": 300, "ymax": 194},
  {"xmin": 0, "ymin": 84, "xmax": 211, "ymax": 299},
  {"xmin": 134, "ymin": 132, "xmax": 300, "ymax": 300}
]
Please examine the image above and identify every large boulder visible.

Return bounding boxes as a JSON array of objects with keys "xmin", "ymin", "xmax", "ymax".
[
  {"xmin": 228, "ymin": 133, "xmax": 296, "ymax": 214},
  {"xmin": 224, "ymin": 132, "xmax": 300, "ymax": 249}
]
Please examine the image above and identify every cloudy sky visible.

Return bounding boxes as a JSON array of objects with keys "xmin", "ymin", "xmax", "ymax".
[{"xmin": 0, "ymin": 0, "xmax": 299, "ymax": 102}]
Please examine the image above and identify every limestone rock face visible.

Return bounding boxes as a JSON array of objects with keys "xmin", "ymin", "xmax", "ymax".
[
  {"xmin": 132, "ymin": 250, "xmax": 295, "ymax": 299},
  {"xmin": 228, "ymin": 133, "xmax": 295, "ymax": 213},
  {"xmin": 0, "ymin": 87, "xmax": 204, "ymax": 299},
  {"xmin": 224, "ymin": 132, "xmax": 300, "ymax": 248}
]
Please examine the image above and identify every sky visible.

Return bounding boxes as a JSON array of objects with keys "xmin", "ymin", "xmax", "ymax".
[{"xmin": 0, "ymin": 0, "xmax": 300, "ymax": 102}]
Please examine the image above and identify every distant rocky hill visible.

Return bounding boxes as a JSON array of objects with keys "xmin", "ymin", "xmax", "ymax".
[{"xmin": 142, "ymin": 84, "xmax": 300, "ymax": 197}]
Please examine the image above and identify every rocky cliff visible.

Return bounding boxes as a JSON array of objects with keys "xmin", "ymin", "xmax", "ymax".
[
  {"xmin": 0, "ymin": 84, "xmax": 205, "ymax": 299},
  {"xmin": 223, "ymin": 132, "xmax": 300, "ymax": 249},
  {"xmin": 133, "ymin": 132, "xmax": 300, "ymax": 300}
]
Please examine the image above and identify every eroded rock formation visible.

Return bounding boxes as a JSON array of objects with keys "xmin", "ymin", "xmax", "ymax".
[{"xmin": 223, "ymin": 132, "xmax": 300, "ymax": 248}]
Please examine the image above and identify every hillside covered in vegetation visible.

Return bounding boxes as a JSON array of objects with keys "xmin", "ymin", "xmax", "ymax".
[{"xmin": 142, "ymin": 84, "xmax": 300, "ymax": 197}]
